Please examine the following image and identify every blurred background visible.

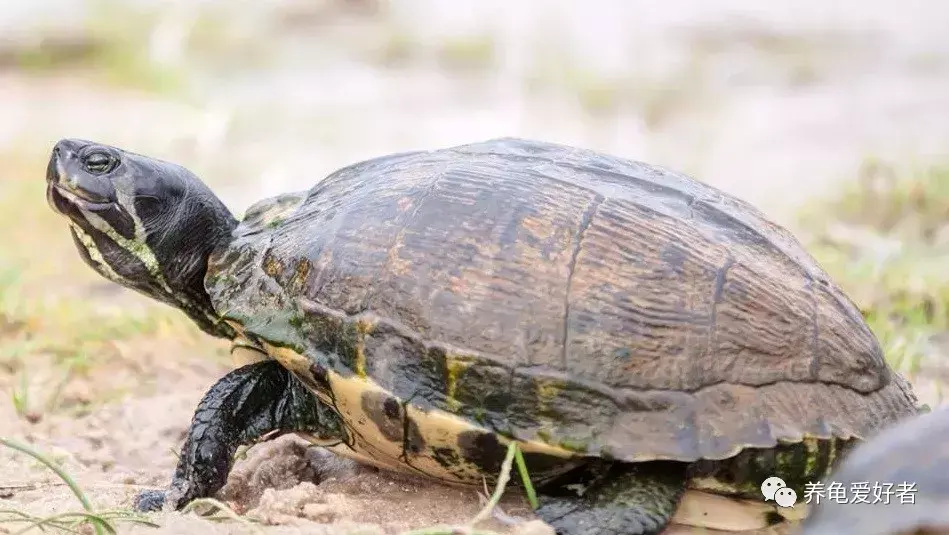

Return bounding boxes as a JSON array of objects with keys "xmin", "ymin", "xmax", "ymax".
[
  {"xmin": 4, "ymin": 0, "xmax": 948, "ymax": 212},
  {"xmin": 1, "ymin": 1, "xmax": 948, "ymax": 533}
]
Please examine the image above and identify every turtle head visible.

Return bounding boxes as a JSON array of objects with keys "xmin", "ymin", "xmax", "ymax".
[{"xmin": 46, "ymin": 138, "xmax": 237, "ymax": 339}]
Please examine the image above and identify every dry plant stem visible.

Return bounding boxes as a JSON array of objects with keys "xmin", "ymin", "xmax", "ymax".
[
  {"xmin": 0, "ymin": 509, "xmax": 88, "ymax": 534},
  {"xmin": 0, "ymin": 437, "xmax": 111, "ymax": 535},
  {"xmin": 13, "ymin": 512, "xmax": 114, "ymax": 535},
  {"xmin": 468, "ymin": 441, "xmax": 518, "ymax": 526},
  {"xmin": 401, "ymin": 441, "xmax": 521, "ymax": 535},
  {"xmin": 1, "ymin": 509, "xmax": 159, "ymax": 534},
  {"xmin": 180, "ymin": 498, "xmax": 264, "ymax": 534},
  {"xmin": 10, "ymin": 519, "xmax": 84, "ymax": 535}
]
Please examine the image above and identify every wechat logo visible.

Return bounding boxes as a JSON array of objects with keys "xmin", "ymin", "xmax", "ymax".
[{"xmin": 761, "ymin": 476, "xmax": 797, "ymax": 508}]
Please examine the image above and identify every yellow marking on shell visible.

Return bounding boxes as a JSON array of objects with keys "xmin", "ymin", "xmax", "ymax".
[
  {"xmin": 535, "ymin": 379, "xmax": 566, "ymax": 403},
  {"xmin": 802, "ymin": 436, "xmax": 820, "ymax": 475},
  {"xmin": 530, "ymin": 379, "xmax": 570, "ymax": 449},
  {"xmin": 288, "ymin": 260, "xmax": 310, "ymax": 293},
  {"xmin": 534, "ymin": 377, "xmax": 567, "ymax": 416},
  {"xmin": 230, "ymin": 340, "xmax": 269, "ymax": 368},
  {"xmin": 689, "ymin": 477, "xmax": 742, "ymax": 495},
  {"xmin": 263, "ymin": 254, "xmax": 284, "ymax": 278},
  {"xmin": 386, "ymin": 235, "xmax": 413, "ymax": 277},
  {"xmin": 825, "ymin": 437, "xmax": 837, "ymax": 471},
  {"xmin": 355, "ymin": 319, "xmax": 375, "ymax": 334},
  {"xmin": 352, "ymin": 319, "xmax": 374, "ymax": 378},
  {"xmin": 353, "ymin": 343, "xmax": 367, "ymax": 378},
  {"xmin": 775, "ymin": 447, "xmax": 792, "ymax": 479},
  {"xmin": 259, "ymin": 341, "xmax": 577, "ymax": 486},
  {"xmin": 444, "ymin": 356, "xmax": 473, "ymax": 412}
]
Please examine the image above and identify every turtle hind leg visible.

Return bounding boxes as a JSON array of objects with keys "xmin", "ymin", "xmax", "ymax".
[
  {"xmin": 134, "ymin": 360, "xmax": 346, "ymax": 512},
  {"xmin": 535, "ymin": 460, "xmax": 688, "ymax": 535}
]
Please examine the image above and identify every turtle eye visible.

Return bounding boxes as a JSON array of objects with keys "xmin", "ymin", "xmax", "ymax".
[{"xmin": 83, "ymin": 152, "xmax": 118, "ymax": 174}]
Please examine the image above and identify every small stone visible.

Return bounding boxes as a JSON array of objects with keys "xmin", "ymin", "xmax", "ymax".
[{"xmin": 62, "ymin": 379, "xmax": 94, "ymax": 406}]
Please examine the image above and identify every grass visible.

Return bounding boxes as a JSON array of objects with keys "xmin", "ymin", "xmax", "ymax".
[
  {"xmin": 8, "ymin": 0, "xmax": 271, "ymax": 96},
  {"xmin": 0, "ymin": 444, "xmax": 270, "ymax": 534},
  {"xmin": 179, "ymin": 499, "xmax": 264, "ymax": 533},
  {"xmin": 685, "ymin": 24, "xmax": 869, "ymax": 88},
  {"xmin": 434, "ymin": 35, "xmax": 496, "ymax": 71},
  {"xmin": 798, "ymin": 158, "xmax": 949, "ymax": 379},
  {"xmin": 0, "ymin": 258, "xmax": 217, "ymax": 420},
  {"xmin": 0, "ymin": 437, "xmax": 538, "ymax": 535},
  {"xmin": 373, "ymin": 29, "xmax": 497, "ymax": 71},
  {"xmin": 522, "ymin": 44, "xmax": 714, "ymax": 127},
  {"xmin": 12, "ymin": 0, "xmax": 186, "ymax": 94},
  {"xmin": 0, "ymin": 438, "xmax": 159, "ymax": 534},
  {"xmin": 400, "ymin": 440, "xmax": 538, "ymax": 535}
]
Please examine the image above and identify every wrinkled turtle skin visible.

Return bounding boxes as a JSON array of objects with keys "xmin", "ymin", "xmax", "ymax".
[
  {"xmin": 45, "ymin": 137, "xmax": 920, "ymax": 535},
  {"xmin": 800, "ymin": 404, "xmax": 949, "ymax": 535}
]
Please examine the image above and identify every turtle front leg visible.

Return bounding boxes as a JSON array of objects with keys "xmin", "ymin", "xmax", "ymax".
[
  {"xmin": 134, "ymin": 360, "xmax": 345, "ymax": 512},
  {"xmin": 534, "ymin": 460, "xmax": 688, "ymax": 535}
]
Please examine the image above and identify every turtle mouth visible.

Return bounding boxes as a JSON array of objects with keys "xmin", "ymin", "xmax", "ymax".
[
  {"xmin": 46, "ymin": 151, "xmax": 113, "ymax": 213},
  {"xmin": 47, "ymin": 183, "xmax": 114, "ymax": 215}
]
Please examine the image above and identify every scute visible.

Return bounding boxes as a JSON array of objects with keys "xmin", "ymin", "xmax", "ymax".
[
  {"xmin": 236, "ymin": 191, "xmax": 308, "ymax": 238},
  {"xmin": 206, "ymin": 137, "xmax": 919, "ymax": 465}
]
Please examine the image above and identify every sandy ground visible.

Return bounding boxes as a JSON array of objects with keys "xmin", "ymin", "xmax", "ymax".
[
  {"xmin": 0, "ymin": 326, "xmax": 546, "ymax": 534},
  {"xmin": 1, "ymin": 1, "xmax": 948, "ymax": 534}
]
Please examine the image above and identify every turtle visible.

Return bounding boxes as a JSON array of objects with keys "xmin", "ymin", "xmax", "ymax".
[
  {"xmin": 799, "ymin": 404, "xmax": 948, "ymax": 535},
  {"xmin": 44, "ymin": 136, "xmax": 921, "ymax": 535}
]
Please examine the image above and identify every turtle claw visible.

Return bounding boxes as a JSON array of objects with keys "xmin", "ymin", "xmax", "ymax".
[{"xmin": 133, "ymin": 489, "xmax": 167, "ymax": 512}]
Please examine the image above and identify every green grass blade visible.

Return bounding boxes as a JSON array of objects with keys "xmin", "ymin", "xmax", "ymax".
[
  {"xmin": 397, "ymin": 441, "xmax": 527, "ymax": 535},
  {"xmin": 512, "ymin": 447, "xmax": 539, "ymax": 510},
  {"xmin": 11, "ymin": 512, "xmax": 115, "ymax": 535},
  {"xmin": 0, "ymin": 437, "xmax": 112, "ymax": 535}
]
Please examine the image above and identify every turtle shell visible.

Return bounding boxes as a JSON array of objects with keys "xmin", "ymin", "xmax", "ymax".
[
  {"xmin": 801, "ymin": 405, "xmax": 949, "ymax": 535},
  {"xmin": 205, "ymin": 138, "xmax": 917, "ymax": 480}
]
